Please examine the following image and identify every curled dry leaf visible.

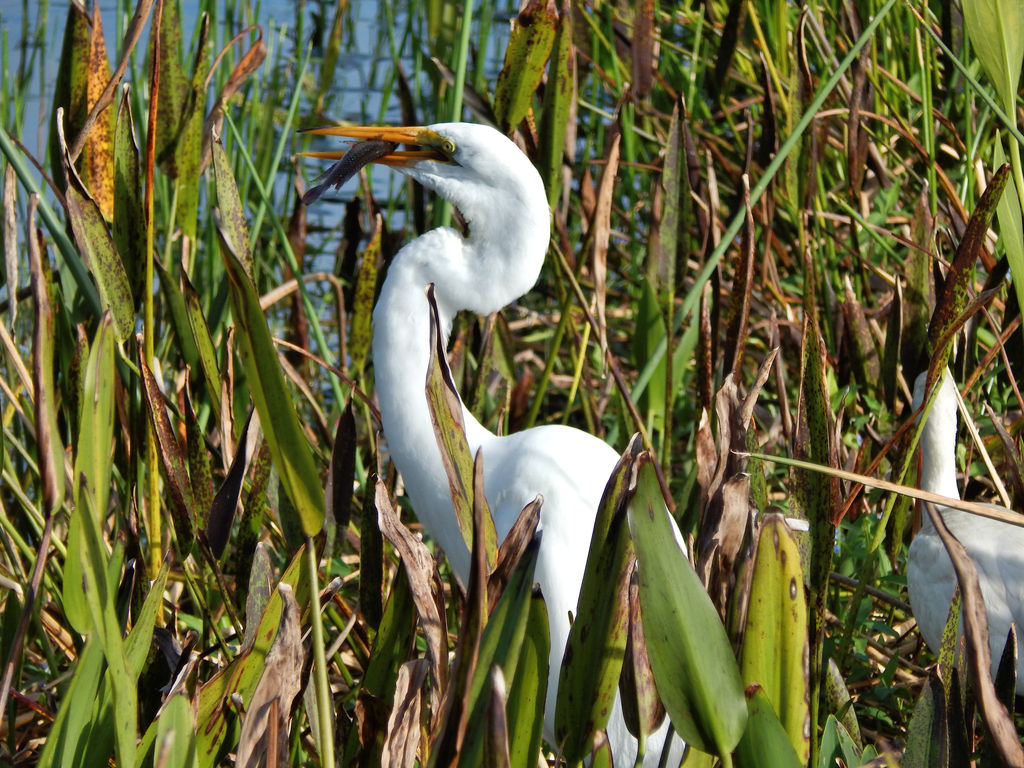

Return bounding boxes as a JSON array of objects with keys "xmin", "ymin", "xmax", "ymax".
[
  {"xmin": 487, "ymin": 495, "xmax": 541, "ymax": 612},
  {"xmin": 375, "ymin": 477, "xmax": 448, "ymax": 690},
  {"xmin": 236, "ymin": 583, "xmax": 305, "ymax": 768},
  {"xmin": 381, "ymin": 659, "xmax": 429, "ymax": 768}
]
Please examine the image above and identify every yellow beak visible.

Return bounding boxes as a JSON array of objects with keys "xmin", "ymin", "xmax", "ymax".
[{"xmin": 299, "ymin": 124, "xmax": 452, "ymax": 166}]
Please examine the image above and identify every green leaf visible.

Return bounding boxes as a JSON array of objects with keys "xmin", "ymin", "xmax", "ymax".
[
  {"xmin": 112, "ymin": 86, "xmax": 145, "ymax": 295},
  {"xmin": 492, "ymin": 2, "xmax": 558, "ymax": 132},
  {"xmin": 817, "ymin": 715, "xmax": 864, "ymax": 768},
  {"xmin": 36, "ymin": 638, "xmax": 104, "ymax": 768},
  {"xmin": 902, "ymin": 674, "xmax": 948, "ymax": 768},
  {"xmin": 555, "ymin": 434, "xmax": 641, "ymax": 762},
  {"xmin": 58, "ymin": 118, "xmax": 135, "ymax": 341},
  {"xmin": 349, "ymin": 219, "xmax": 381, "ymax": 373},
  {"xmin": 425, "ymin": 284, "xmax": 497, "ymax": 566},
  {"xmin": 29, "ymin": 203, "xmax": 65, "ymax": 513},
  {"xmin": 458, "ymin": 539, "xmax": 541, "ymax": 767},
  {"xmin": 174, "ymin": 15, "xmax": 210, "ymax": 240},
  {"xmin": 64, "ymin": 313, "xmax": 117, "ymax": 633},
  {"xmin": 139, "ymin": 348, "xmax": 196, "ymax": 553},
  {"xmin": 739, "ymin": 516, "xmax": 810, "ymax": 764},
  {"xmin": 180, "ymin": 268, "xmax": 223, "ymax": 420},
  {"xmin": 214, "ymin": 140, "xmax": 324, "ymax": 538},
  {"xmin": 126, "ymin": 559, "xmax": 170, "ymax": 678},
  {"xmin": 994, "ymin": 139, "xmax": 1024, "ymax": 320},
  {"xmin": 928, "ymin": 163, "xmax": 1011, "ymax": 367},
  {"xmin": 506, "ymin": 594, "xmax": 549, "ymax": 768},
  {"xmin": 962, "ymin": 0, "xmax": 1024, "ymax": 115},
  {"xmin": 150, "ymin": 0, "xmax": 189, "ymax": 178},
  {"xmin": 627, "ymin": 452, "xmax": 747, "ymax": 760},
  {"xmin": 536, "ymin": 0, "xmax": 573, "ymax": 207},
  {"xmin": 734, "ymin": 689, "xmax": 802, "ymax": 768},
  {"xmin": 211, "ymin": 136, "xmax": 255, "ymax": 280},
  {"xmin": 155, "ymin": 693, "xmax": 197, "ymax": 768}
]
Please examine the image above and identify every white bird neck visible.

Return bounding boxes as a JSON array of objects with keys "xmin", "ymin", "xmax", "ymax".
[
  {"xmin": 917, "ymin": 372, "xmax": 961, "ymax": 505},
  {"xmin": 371, "ymin": 204, "xmax": 548, "ymax": 581}
]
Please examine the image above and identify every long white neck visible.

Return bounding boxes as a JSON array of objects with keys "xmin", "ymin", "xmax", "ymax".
[
  {"xmin": 917, "ymin": 372, "xmax": 961, "ymax": 505},
  {"xmin": 372, "ymin": 197, "xmax": 548, "ymax": 582}
]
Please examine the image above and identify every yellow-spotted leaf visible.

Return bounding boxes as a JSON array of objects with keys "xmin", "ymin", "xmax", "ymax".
[{"xmin": 740, "ymin": 516, "xmax": 810, "ymax": 764}]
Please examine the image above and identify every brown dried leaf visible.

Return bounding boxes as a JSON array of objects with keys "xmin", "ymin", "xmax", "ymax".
[
  {"xmin": 381, "ymin": 659, "xmax": 429, "ymax": 768},
  {"xmin": 487, "ymin": 496, "xmax": 541, "ymax": 612},
  {"xmin": 591, "ymin": 129, "xmax": 620, "ymax": 361},
  {"xmin": 236, "ymin": 584, "xmax": 305, "ymax": 768},
  {"xmin": 29, "ymin": 194, "xmax": 64, "ymax": 514},
  {"xmin": 631, "ymin": 0, "xmax": 655, "ymax": 98},
  {"xmin": 4, "ymin": 163, "xmax": 16, "ymax": 327},
  {"xmin": 372, "ymin": 481, "xmax": 444, "ymax": 692},
  {"xmin": 375, "ymin": 478, "xmax": 448, "ymax": 691},
  {"xmin": 618, "ymin": 558, "xmax": 665, "ymax": 738}
]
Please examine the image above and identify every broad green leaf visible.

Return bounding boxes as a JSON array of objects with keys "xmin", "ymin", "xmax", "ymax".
[
  {"xmin": 962, "ymin": 0, "xmax": 1024, "ymax": 115},
  {"xmin": 125, "ymin": 559, "xmax": 170, "ymax": 678},
  {"xmin": 902, "ymin": 675, "xmax": 949, "ymax": 768},
  {"xmin": 49, "ymin": 2, "xmax": 90, "ymax": 198},
  {"xmin": 214, "ymin": 144, "xmax": 324, "ymax": 538},
  {"xmin": 492, "ymin": 1, "xmax": 558, "ymax": 132},
  {"xmin": 633, "ymin": 279, "xmax": 668, "ymax": 430},
  {"xmin": 817, "ymin": 715, "xmax": 865, "ymax": 768},
  {"xmin": 506, "ymin": 594, "xmax": 548, "ymax": 768},
  {"xmin": 64, "ymin": 313, "xmax": 116, "ymax": 633},
  {"xmin": 183, "ymin": 384, "xmax": 214, "ymax": 519},
  {"xmin": 425, "ymin": 284, "xmax": 497, "ymax": 566},
  {"xmin": 458, "ymin": 539, "xmax": 541, "ymax": 767},
  {"xmin": 994, "ymin": 139, "xmax": 1024, "ymax": 320},
  {"xmin": 154, "ymin": 257, "xmax": 201, "ymax": 381},
  {"xmin": 628, "ymin": 452, "xmax": 747, "ymax": 758},
  {"xmin": 739, "ymin": 516, "xmax": 810, "ymax": 764},
  {"xmin": 36, "ymin": 638, "xmax": 106, "ymax": 768},
  {"xmin": 928, "ymin": 162, "xmax": 1011, "ymax": 368},
  {"xmin": 555, "ymin": 434, "xmax": 641, "ymax": 762},
  {"xmin": 155, "ymin": 693, "xmax": 197, "ymax": 768},
  {"xmin": 793, "ymin": 308, "xmax": 835, "ymax": 759},
  {"xmin": 58, "ymin": 118, "xmax": 135, "ymax": 341},
  {"xmin": 734, "ymin": 689, "xmax": 802, "ymax": 768}
]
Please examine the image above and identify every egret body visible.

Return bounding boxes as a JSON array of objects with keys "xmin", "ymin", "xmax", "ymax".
[
  {"xmin": 306, "ymin": 123, "xmax": 685, "ymax": 765},
  {"xmin": 906, "ymin": 369, "xmax": 1024, "ymax": 689}
]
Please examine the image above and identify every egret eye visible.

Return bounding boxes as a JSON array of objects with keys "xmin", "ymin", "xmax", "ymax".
[{"xmin": 441, "ymin": 137, "xmax": 456, "ymax": 156}]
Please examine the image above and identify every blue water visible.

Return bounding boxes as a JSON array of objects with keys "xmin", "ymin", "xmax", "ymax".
[{"xmin": 0, "ymin": 0, "xmax": 512, "ymax": 179}]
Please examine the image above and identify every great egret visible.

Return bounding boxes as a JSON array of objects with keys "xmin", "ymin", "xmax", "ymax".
[
  {"xmin": 304, "ymin": 123, "xmax": 685, "ymax": 765},
  {"xmin": 906, "ymin": 369, "xmax": 1024, "ymax": 689}
]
